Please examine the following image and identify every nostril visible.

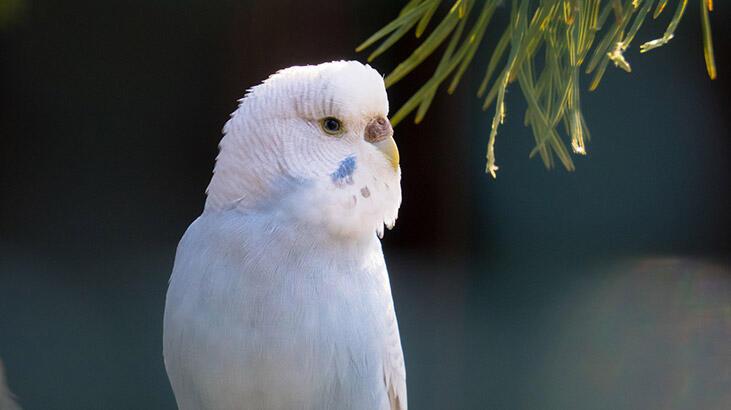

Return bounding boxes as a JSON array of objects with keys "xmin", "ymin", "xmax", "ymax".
[{"xmin": 365, "ymin": 117, "xmax": 393, "ymax": 143}]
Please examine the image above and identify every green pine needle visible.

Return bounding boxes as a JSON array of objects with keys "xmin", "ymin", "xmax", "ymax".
[{"xmin": 357, "ymin": 0, "xmax": 717, "ymax": 177}]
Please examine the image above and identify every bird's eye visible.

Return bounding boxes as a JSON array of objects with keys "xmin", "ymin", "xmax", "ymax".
[{"xmin": 320, "ymin": 117, "xmax": 343, "ymax": 136}]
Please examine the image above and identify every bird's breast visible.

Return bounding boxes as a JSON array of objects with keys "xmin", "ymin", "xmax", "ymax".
[{"xmin": 164, "ymin": 211, "xmax": 398, "ymax": 409}]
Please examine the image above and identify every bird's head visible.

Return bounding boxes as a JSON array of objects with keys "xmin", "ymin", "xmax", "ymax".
[{"xmin": 206, "ymin": 61, "xmax": 401, "ymax": 238}]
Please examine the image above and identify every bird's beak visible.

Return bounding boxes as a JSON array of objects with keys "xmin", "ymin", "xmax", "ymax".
[{"xmin": 365, "ymin": 117, "xmax": 399, "ymax": 171}]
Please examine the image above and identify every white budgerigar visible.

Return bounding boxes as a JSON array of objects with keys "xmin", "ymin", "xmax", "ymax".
[{"xmin": 163, "ymin": 61, "xmax": 406, "ymax": 410}]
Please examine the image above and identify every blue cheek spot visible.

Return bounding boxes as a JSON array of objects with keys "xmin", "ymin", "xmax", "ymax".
[{"xmin": 331, "ymin": 155, "xmax": 356, "ymax": 185}]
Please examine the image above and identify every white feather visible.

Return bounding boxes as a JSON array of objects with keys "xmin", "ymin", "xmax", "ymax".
[{"xmin": 164, "ymin": 61, "xmax": 406, "ymax": 409}]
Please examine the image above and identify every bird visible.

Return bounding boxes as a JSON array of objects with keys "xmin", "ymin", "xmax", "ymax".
[{"xmin": 163, "ymin": 61, "xmax": 406, "ymax": 410}]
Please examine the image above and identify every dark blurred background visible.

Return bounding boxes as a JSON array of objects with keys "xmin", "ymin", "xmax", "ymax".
[{"xmin": 1, "ymin": 1, "xmax": 729, "ymax": 409}]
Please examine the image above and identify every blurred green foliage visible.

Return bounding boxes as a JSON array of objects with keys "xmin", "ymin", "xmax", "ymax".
[{"xmin": 0, "ymin": 0, "xmax": 26, "ymax": 29}]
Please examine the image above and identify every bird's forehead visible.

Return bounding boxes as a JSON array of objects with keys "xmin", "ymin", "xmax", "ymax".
[
  {"xmin": 318, "ymin": 61, "xmax": 388, "ymax": 118},
  {"xmin": 266, "ymin": 61, "xmax": 389, "ymax": 120}
]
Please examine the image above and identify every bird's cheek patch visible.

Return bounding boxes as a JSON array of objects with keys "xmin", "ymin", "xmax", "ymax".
[{"xmin": 331, "ymin": 155, "xmax": 356, "ymax": 186}]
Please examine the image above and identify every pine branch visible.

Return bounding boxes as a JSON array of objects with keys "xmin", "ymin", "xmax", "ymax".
[{"xmin": 357, "ymin": 0, "xmax": 717, "ymax": 177}]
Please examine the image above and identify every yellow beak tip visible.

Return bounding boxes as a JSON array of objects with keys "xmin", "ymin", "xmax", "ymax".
[{"xmin": 377, "ymin": 137, "xmax": 399, "ymax": 171}]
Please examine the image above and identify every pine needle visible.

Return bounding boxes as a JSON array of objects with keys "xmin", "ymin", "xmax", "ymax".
[{"xmin": 358, "ymin": 0, "xmax": 717, "ymax": 176}]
